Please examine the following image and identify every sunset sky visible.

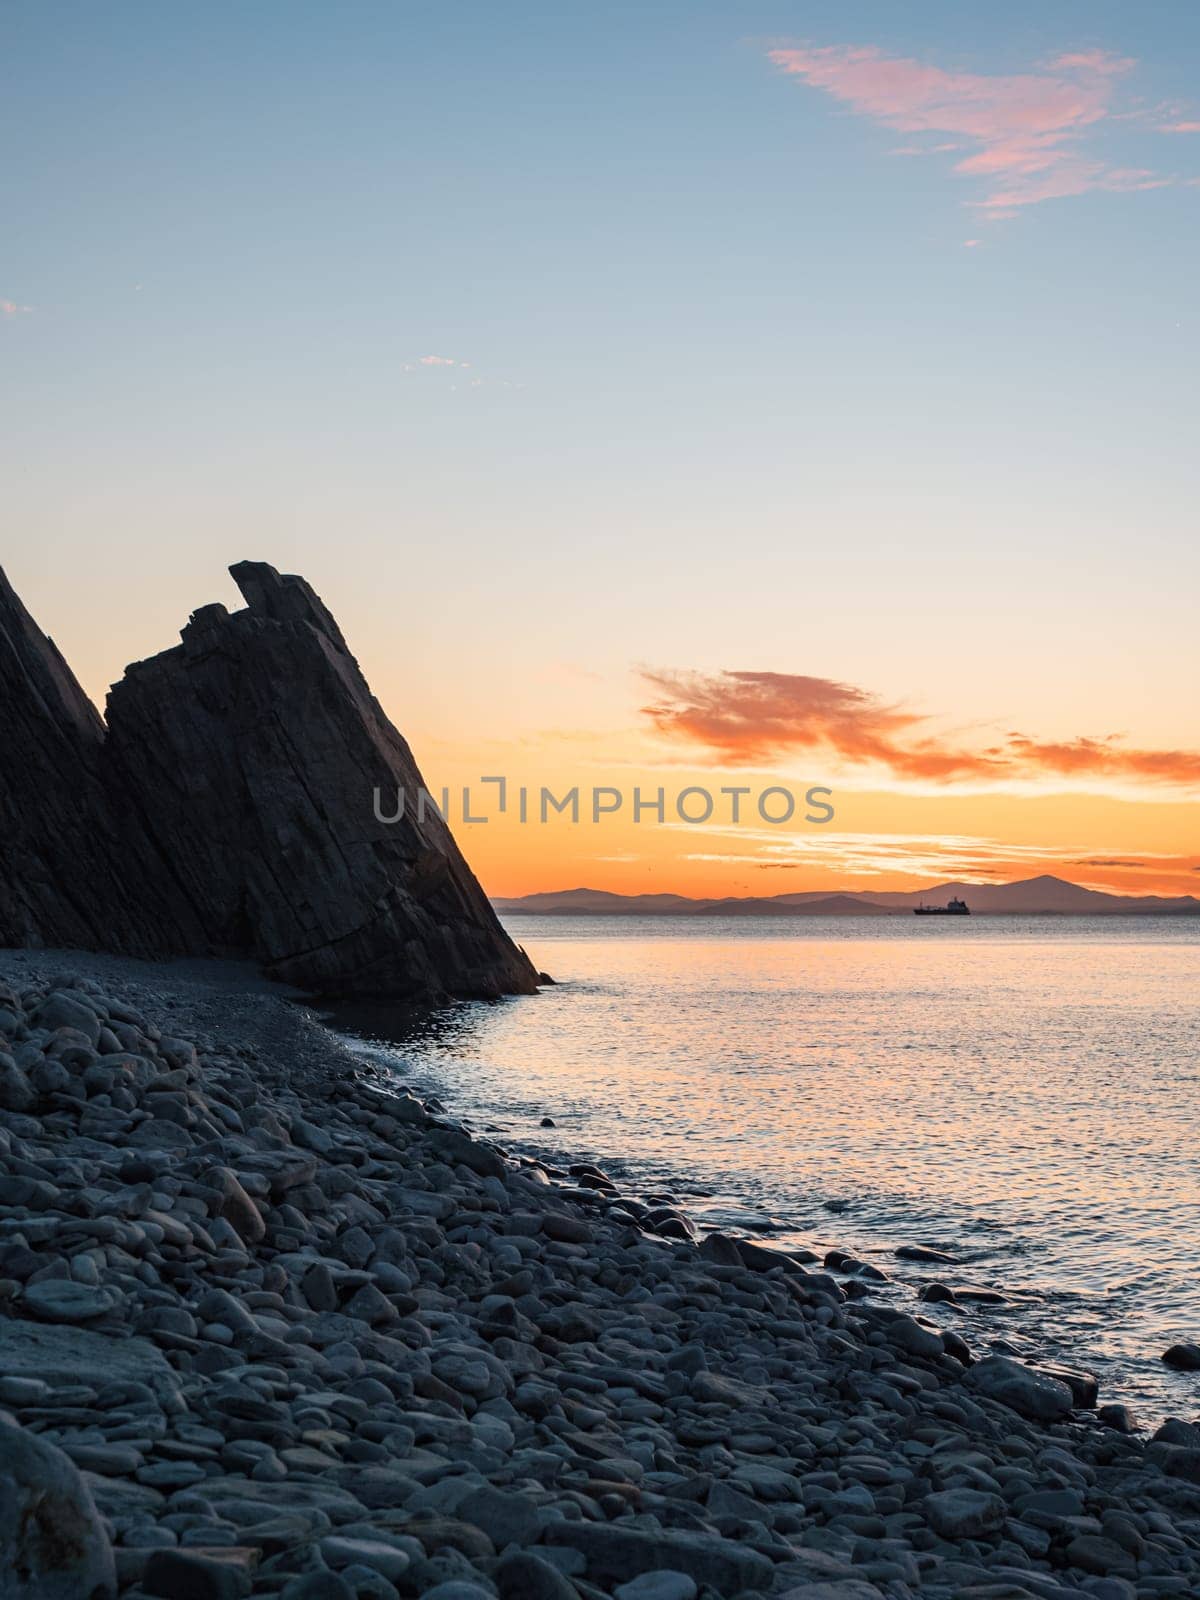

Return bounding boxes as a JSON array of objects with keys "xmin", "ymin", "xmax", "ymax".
[{"xmin": 4, "ymin": 3, "xmax": 1198, "ymax": 899}]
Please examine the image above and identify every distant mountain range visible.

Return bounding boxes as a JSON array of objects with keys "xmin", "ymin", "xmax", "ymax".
[{"xmin": 494, "ymin": 874, "xmax": 1200, "ymax": 917}]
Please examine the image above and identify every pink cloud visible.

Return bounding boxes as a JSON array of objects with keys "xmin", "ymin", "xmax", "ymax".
[
  {"xmin": 767, "ymin": 42, "xmax": 1173, "ymax": 214},
  {"xmin": 1, "ymin": 299, "xmax": 31, "ymax": 318},
  {"xmin": 640, "ymin": 667, "xmax": 1200, "ymax": 787},
  {"xmin": 1048, "ymin": 50, "xmax": 1137, "ymax": 76},
  {"xmin": 1161, "ymin": 120, "xmax": 1200, "ymax": 134}
]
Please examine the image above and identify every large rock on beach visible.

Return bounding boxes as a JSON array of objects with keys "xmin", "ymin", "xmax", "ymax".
[
  {"xmin": 0, "ymin": 1414, "xmax": 116, "ymax": 1599},
  {"xmin": 966, "ymin": 1354, "xmax": 1075, "ymax": 1422},
  {"xmin": 923, "ymin": 1486, "xmax": 1007, "ymax": 1538},
  {"xmin": 20, "ymin": 1280, "xmax": 118, "ymax": 1324},
  {"xmin": 0, "ymin": 1323, "xmax": 183, "ymax": 1413},
  {"xmin": 0, "ymin": 561, "xmax": 536, "ymax": 1000},
  {"xmin": 1162, "ymin": 1342, "xmax": 1200, "ymax": 1371}
]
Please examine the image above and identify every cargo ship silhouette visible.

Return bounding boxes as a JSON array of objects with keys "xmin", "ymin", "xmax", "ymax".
[{"xmin": 914, "ymin": 897, "xmax": 970, "ymax": 916}]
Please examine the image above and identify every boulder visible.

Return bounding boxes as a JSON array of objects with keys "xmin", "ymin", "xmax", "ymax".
[
  {"xmin": 102, "ymin": 562, "xmax": 537, "ymax": 999},
  {"xmin": 21, "ymin": 1282, "xmax": 118, "ymax": 1324},
  {"xmin": 0, "ymin": 1055, "xmax": 34, "ymax": 1113},
  {"xmin": 0, "ymin": 1322, "xmax": 183, "ymax": 1414},
  {"xmin": 965, "ymin": 1355, "xmax": 1074, "ymax": 1422},
  {"xmin": 886, "ymin": 1314, "xmax": 944, "ymax": 1360},
  {"xmin": 923, "ymin": 1487, "xmax": 1007, "ymax": 1538},
  {"xmin": 493, "ymin": 1551, "xmax": 581, "ymax": 1600},
  {"xmin": 0, "ymin": 1414, "xmax": 116, "ymax": 1599},
  {"xmin": 207, "ymin": 1166, "xmax": 266, "ymax": 1244}
]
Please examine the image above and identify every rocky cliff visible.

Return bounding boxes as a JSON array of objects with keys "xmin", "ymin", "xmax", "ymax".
[
  {"xmin": 0, "ymin": 568, "xmax": 200, "ymax": 957},
  {"xmin": 0, "ymin": 562, "xmax": 538, "ymax": 1000}
]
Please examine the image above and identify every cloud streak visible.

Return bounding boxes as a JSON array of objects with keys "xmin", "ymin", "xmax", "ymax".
[
  {"xmin": 682, "ymin": 832, "xmax": 1200, "ymax": 892},
  {"xmin": 640, "ymin": 667, "xmax": 1200, "ymax": 787},
  {"xmin": 767, "ymin": 41, "xmax": 1185, "ymax": 214}
]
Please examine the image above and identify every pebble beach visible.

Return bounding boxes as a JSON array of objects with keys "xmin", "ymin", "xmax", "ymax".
[{"xmin": 3, "ymin": 949, "xmax": 1200, "ymax": 1600}]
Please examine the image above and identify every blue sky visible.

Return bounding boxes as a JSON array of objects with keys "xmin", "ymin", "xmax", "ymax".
[{"xmin": 2, "ymin": 2, "xmax": 1198, "ymax": 801}]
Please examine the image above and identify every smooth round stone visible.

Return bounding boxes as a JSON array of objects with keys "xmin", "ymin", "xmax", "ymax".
[
  {"xmin": 63, "ymin": 1442, "xmax": 145, "ymax": 1477},
  {"xmin": 924, "ymin": 1487, "xmax": 1007, "ymax": 1539},
  {"xmin": 320, "ymin": 1535, "xmax": 410, "ymax": 1581},
  {"xmin": 137, "ymin": 1460, "xmax": 211, "ymax": 1489},
  {"xmin": 22, "ymin": 1279, "xmax": 119, "ymax": 1323},
  {"xmin": 615, "ymin": 1574, "xmax": 698, "ymax": 1600},
  {"xmin": 493, "ymin": 1550, "xmax": 582, "ymax": 1600},
  {"xmin": 0, "ymin": 1375, "xmax": 51, "ymax": 1406}
]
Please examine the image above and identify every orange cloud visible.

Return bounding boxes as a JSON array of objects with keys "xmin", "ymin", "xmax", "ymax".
[
  {"xmin": 642, "ymin": 669, "xmax": 922, "ymax": 766},
  {"xmin": 1072, "ymin": 858, "xmax": 1148, "ymax": 869},
  {"xmin": 640, "ymin": 668, "xmax": 1200, "ymax": 786},
  {"xmin": 767, "ymin": 42, "xmax": 1171, "ymax": 213}
]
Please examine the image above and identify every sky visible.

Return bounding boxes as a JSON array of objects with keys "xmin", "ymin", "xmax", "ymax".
[{"xmin": 3, "ymin": 2, "xmax": 1198, "ymax": 899}]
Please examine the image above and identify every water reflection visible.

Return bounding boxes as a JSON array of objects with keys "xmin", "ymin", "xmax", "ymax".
[
  {"xmin": 322, "ymin": 995, "xmax": 494, "ymax": 1056},
  {"xmin": 324, "ymin": 915, "xmax": 1200, "ymax": 1422}
]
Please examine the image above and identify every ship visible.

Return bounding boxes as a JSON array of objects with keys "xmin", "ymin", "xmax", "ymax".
[{"xmin": 914, "ymin": 897, "xmax": 970, "ymax": 916}]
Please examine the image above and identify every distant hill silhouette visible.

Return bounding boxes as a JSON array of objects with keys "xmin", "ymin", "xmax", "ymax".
[{"xmin": 494, "ymin": 874, "xmax": 1200, "ymax": 917}]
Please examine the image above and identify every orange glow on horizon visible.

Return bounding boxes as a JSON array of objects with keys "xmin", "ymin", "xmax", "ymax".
[{"xmin": 428, "ymin": 763, "xmax": 1200, "ymax": 901}]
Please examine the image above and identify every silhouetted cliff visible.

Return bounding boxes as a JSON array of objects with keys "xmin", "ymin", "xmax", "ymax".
[{"xmin": 0, "ymin": 562, "xmax": 537, "ymax": 1000}]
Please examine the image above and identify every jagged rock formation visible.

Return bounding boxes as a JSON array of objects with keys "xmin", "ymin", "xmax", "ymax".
[
  {"xmin": 0, "ymin": 562, "xmax": 537, "ymax": 1000},
  {"xmin": 0, "ymin": 568, "xmax": 200, "ymax": 957}
]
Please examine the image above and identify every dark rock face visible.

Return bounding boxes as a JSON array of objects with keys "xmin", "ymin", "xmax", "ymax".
[
  {"xmin": 0, "ymin": 562, "xmax": 536, "ymax": 1000},
  {"xmin": 0, "ymin": 564, "xmax": 121, "ymax": 952},
  {"xmin": 0, "ymin": 567, "xmax": 198, "ymax": 956}
]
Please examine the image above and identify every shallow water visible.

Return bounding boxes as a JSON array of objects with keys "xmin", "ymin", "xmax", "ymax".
[{"xmin": 333, "ymin": 914, "xmax": 1200, "ymax": 1423}]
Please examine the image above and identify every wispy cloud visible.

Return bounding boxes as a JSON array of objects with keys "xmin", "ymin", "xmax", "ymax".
[
  {"xmin": 1071, "ymin": 857, "xmax": 1146, "ymax": 869},
  {"xmin": 767, "ymin": 41, "xmax": 1187, "ymax": 215},
  {"xmin": 640, "ymin": 667, "xmax": 1200, "ymax": 788},
  {"xmin": 1050, "ymin": 50, "xmax": 1136, "ymax": 76},
  {"xmin": 401, "ymin": 354, "xmax": 516, "ymax": 392},
  {"xmin": 1, "ymin": 299, "xmax": 31, "ymax": 318},
  {"xmin": 681, "ymin": 829, "xmax": 1081, "ymax": 879},
  {"xmin": 678, "ymin": 831, "xmax": 1200, "ymax": 890},
  {"xmin": 1161, "ymin": 120, "xmax": 1200, "ymax": 134}
]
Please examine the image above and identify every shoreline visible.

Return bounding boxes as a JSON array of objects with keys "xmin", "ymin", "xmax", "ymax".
[
  {"xmin": 329, "ymin": 990, "xmax": 1193, "ymax": 1433},
  {"xmin": 3, "ymin": 948, "xmax": 1200, "ymax": 1598}
]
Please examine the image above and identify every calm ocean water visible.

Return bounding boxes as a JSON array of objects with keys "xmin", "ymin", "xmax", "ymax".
[{"xmin": 334, "ymin": 915, "xmax": 1200, "ymax": 1423}]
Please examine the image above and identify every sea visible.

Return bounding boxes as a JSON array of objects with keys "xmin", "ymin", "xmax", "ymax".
[{"xmin": 331, "ymin": 915, "xmax": 1200, "ymax": 1423}]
